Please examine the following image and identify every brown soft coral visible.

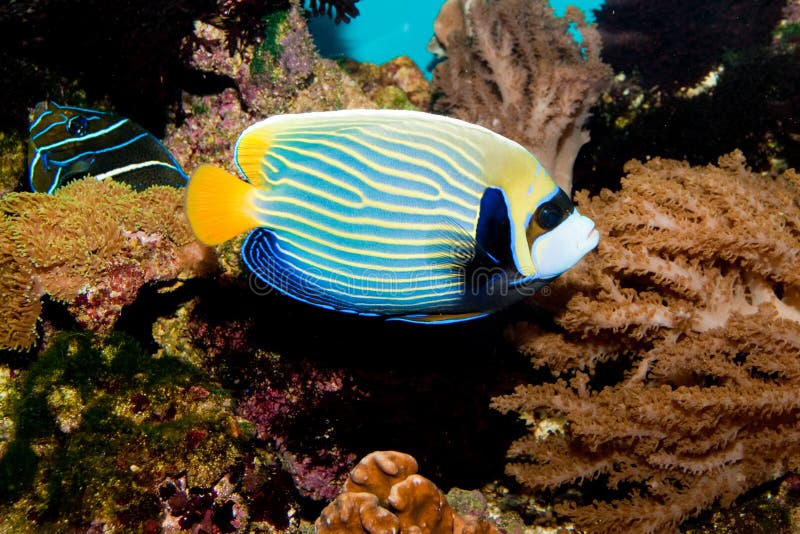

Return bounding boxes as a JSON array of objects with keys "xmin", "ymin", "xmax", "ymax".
[
  {"xmin": 492, "ymin": 151, "xmax": 800, "ymax": 532},
  {"xmin": 0, "ymin": 178, "xmax": 213, "ymax": 350},
  {"xmin": 316, "ymin": 451, "xmax": 501, "ymax": 534},
  {"xmin": 432, "ymin": 0, "xmax": 612, "ymax": 193}
]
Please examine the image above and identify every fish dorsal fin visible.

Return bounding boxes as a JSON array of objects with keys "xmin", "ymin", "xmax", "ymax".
[
  {"xmin": 235, "ymin": 111, "xmax": 389, "ymax": 187},
  {"xmin": 233, "ymin": 109, "xmax": 515, "ymax": 189}
]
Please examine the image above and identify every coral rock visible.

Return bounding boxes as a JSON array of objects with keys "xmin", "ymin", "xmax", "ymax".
[
  {"xmin": 345, "ymin": 56, "xmax": 432, "ymax": 110},
  {"xmin": 0, "ymin": 179, "xmax": 212, "ymax": 350},
  {"xmin": 237, "ymin": 360, "xmax": 354, "ymax": 501},
  {"xmin": 317, "ymin": 451, "xmax": 500, "ymax": 534},
  {"xmin": 345, "ymin": 450, "xmax": 419, "ymax": 503},
  {"xmin": 316, "ymin": 492, "xmax": 400, "ymax": 533},
  {"xmin": 164, "ymin": 1, "xmax": 376, "ymax": 172}
]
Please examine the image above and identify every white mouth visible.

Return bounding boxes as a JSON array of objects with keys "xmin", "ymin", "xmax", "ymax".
[
  {"xmin": 585, "ymin": 227, "xmax": 600, "ymax": 247},
  {"xmin": 530, "ymin": 210, "xmax": 600, "ymax": 279}
]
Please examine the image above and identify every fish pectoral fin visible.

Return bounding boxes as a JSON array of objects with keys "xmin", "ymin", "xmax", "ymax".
[
  {"xmin": 425, "ymin": 216, "xmax": 481, "ymax": 267},
  {"xmin": 185, "ymin": 165, "xmax": 260, "ymax": 245},
  {"xmin": 388, "ymin": 311, "xmax": 492, "ymax": 325}
]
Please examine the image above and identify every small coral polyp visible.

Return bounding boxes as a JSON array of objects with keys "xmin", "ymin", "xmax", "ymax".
[{"xmin": 0, "ymin": 178, "xmax": 209, "ymax": 350}]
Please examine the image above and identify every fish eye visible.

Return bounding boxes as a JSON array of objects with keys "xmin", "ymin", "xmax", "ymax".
[
  {"xmin": 67, "ymin": 116, "xmax": 89, "ymax": 137},
  {"xmin": 534, "ymin": 202, "xmax": 566, "ymax": 230}
]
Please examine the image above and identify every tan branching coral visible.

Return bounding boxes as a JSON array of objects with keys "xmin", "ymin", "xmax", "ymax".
[
  {"xmin": 492, "ymin": 151, "xmax": 800, "ymax": 532},
  {"xmin": 316, "ymin": 451, "xmax": 501, "ymax": 534},
  {"xmin": 0, "ymin": 178, "xmax": 212, "ymax": 350},
  {"xmin": 431, "ymin": 0, "xmax": 613, "ymax": 193}
]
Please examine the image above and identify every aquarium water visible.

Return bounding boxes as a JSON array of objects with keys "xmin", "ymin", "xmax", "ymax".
[{"xmin": 304, "ymin": 0, "xmax": 606, "ymax": 79}]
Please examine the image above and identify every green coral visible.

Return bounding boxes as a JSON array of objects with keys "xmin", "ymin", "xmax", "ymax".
[
  {"xmin": 0, "ymin": 131, "xmax": 26, "ymax": 196},
  {"xmin": 774, "ymin": 22, "xmax": 800, "ymax": 51},
  {"xmin": 373, "ymin": 86, "xmax": 417, "ymax": 110},
  {"xmin": 0, "ymin": 332, "xmax": 241, "ymax": 531},
  {"xmin": 250, "ymin": 10, "xmax": 292, "ymax": 81}
]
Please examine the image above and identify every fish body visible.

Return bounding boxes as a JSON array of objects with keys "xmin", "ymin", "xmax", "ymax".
[
  {"xmin": 186, "ymin": 109, "xmax": 599, "ymax": 323},
  {"xmin": 27, "ymin": 101, "xmax": 187, "ymax": 193}
]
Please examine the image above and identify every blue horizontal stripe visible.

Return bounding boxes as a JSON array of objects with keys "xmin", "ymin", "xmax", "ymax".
[{"xmin": 49, "ymin": 132, "xmax": 148, "ymax": 166}]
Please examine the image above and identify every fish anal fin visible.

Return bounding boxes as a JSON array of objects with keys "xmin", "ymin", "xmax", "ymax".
[
  {"xmin": 241, "ymin": 227, "xmax": 351, "ymax": 312},
  {"xmin": 388, "ymin": 311, "xmax": 491, "ymax": 325},
  {"xmin": 185, "ymin": 165, "xmax": 259, "ymax": 245}
]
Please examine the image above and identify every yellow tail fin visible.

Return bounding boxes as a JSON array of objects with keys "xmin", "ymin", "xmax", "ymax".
[{"xmin": 185, "ymin": 165, "xmax": 260, "ymax": 245}]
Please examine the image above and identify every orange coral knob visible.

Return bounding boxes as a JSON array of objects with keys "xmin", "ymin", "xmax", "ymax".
[
  {"xmin": 344, "ymin": 451, "xmax": 419, "ymax": 505},
  {"xmin": 316, "ymin": 451, "xmax": 501, "ymax": 534},
  {"xmin": 316, "ymin": 492, "xmax": 400, "ymax": 534}
]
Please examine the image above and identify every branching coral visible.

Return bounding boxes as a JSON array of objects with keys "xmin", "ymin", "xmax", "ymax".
[
  {"xmin": 308, "ymin": 0, "xmax": 360, "ymax": 24},
  {"xmin": 492, "ymin": 151, "xmax": 800, "ymax": 532},
  {"xmin": 316, "ymin": 451, "xmax": 501, "ymax": 534},
  {"xmin": 431, "ymin": 0, "xmax": 612, "ymax": 193},
  {"xmin": 0, "ymin": 178, "xmax": 212, "ymax": 350}
]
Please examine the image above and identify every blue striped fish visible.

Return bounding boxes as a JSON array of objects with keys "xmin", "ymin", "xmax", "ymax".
[
  {"xmin": 28, "ymin": 101, "xmax": 187, "ymax": 193},
  {"xmin": 186, "ymin": 110, "xmax": 599, "ymax": 324}
]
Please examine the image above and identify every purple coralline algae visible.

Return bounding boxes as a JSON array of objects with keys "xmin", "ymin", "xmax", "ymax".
[
  {"xmin": 163, "ymin": 0, "xmax": 372, "ymax": 173},
  {"xmin": 238, "ymin": 363, "xmax": 357, "ymax": 501}
]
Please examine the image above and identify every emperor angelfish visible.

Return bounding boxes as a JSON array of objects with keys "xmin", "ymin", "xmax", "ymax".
[
  {"xmin": 27, "ymin": 101, "xmax": 187, "ymax": 193},
  {"xmin": 186, "ymin": 110, "xmax": 599, "ymax": 324}
]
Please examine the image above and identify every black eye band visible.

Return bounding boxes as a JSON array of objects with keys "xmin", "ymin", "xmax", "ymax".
[{"xmin": 534, "ymin": 189, "xmax": 573, "ymax": 230}]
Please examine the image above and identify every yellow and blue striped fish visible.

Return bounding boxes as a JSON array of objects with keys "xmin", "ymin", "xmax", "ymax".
[
  {"xmin": 186, "ymin": 110, "xmax": 599, "ymax": 324},
  {"xmin": 28, "ymin": 101, "xmax": 187, "ymax": 193}
]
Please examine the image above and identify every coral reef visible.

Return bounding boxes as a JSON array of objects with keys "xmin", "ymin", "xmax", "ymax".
[
  {"xmin": 344, "ymin": 56, "xmax": 432, "ymax": 111},
  {"xmin": 0, "ymin": 332, "xmax": 243, "ymax": 532},
  {"xmin": 316, "ymin": 451, "xmax": 501, "ymax": 534},
  {"xmin": 0, "ymin": 0, "xmax": 293, "ymax": 133},
  {"xmin": 492, "ymin": 151, "xmax": 800, "ymax": 532},
  {"xmin": 159, "ymin": 474, "xmax": 248, "ymax": 533},
  {"xmin": 0, "ymin": 130, "xmax": 25, "ymax": 196},
  {"xmin": 0, "ymin": 178, "xmax": 212, "ymax": 350},
  {"xmin": 154, "ymin": 297, "xmax": 363, "ymax": 506},
  {"xmin": 431, "ymin": 0, "xmax": 612, "ymax": 193},
  {"xmin": 164, "ymin": 0, "xmax": 376, "ymax": 173}
]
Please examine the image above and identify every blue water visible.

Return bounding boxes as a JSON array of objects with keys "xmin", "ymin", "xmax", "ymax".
[{"xmin": 305, "ymin": 0, "xmax": 605, "ymax": 79}]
